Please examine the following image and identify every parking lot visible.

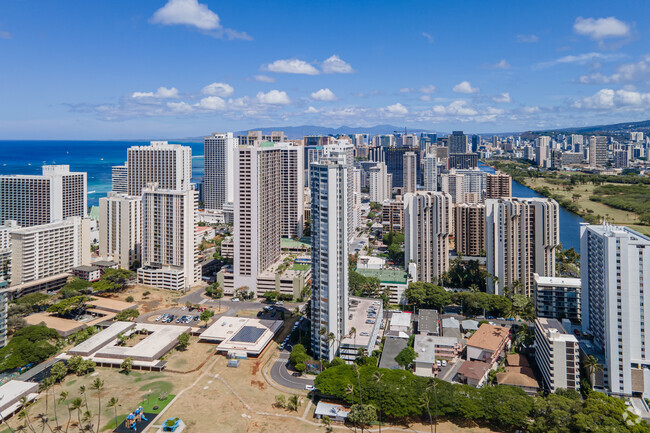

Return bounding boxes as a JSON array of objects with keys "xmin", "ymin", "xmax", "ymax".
[{"xmin": 152, "ymin": 305, "xmax": 208, "ymax": 325}]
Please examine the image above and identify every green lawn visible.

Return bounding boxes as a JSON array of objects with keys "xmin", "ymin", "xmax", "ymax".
[
  {"xmin": 138, "ymin": 380, "xmax": 174, "ymax": 394},
  {"xmin": 101, "ymin": 394, "xmax": 176, "ymax": 431},
  {"xmin": 291, "ymin": 264, "xmax": 310, "ymax": 271}
]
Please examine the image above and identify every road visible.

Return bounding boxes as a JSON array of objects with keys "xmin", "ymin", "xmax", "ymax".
[{"xmin": 269, "ymin": 352, "xmax": 314, "ymax": 390}]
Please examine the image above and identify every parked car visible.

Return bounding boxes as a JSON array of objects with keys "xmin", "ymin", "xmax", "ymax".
[{"xmin": 305, "ymin": 385, "xmax": 314, "ymax": 391}]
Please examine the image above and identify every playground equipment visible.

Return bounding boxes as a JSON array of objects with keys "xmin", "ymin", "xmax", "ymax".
[
  {"xmin": 124, "ymin": 406, "xmax": 149, "ymax": 430},
  {"xmin": 162, "ymin": 418, "xmax": 181, "ymax": 432}
]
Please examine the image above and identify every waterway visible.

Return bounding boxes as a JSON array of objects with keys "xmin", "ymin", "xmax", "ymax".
[{"xmin": 479, "ymin": 162, "xmax": 583, "ymax": 252}]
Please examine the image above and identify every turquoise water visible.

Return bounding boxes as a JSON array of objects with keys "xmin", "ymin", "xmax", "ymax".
[
  {"xmin": 0, "ymin": 140, "xmax": 204, "ymax": 206},
  {"xmin": 479, "ymin": 162, "xmax": 583, "ymax": 252}
]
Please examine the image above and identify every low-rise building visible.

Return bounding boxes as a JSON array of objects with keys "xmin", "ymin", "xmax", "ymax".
[
  {"xmin": 72, "ymin": 265, "xmax": 102, "ymax": 282},
  {"xmin": 466, "ymin": 323, "xmax": 510, "ymax": 366},
  {"xmin": 457, "ymin": 360, "xmax": 490, "ymax": 387},
  {"xmin": 354, "ymin": 267, "xmax": 410, "ymax": 304},
  {"xmin": 340, "ymin": 297, "xmax": 383, "ymax": 363},
  {"xmin": 387, "ymin": 311, "xmax": 412, "ymax": 338},
  {"xmin": 413, "ymin": 334, "xmax": 437, "ymax": 377},
  {"xmin": 417, "ymin": 309, "xmax": 440, "ymax": 335},
  {"xmin": 429, "ymin": 336, "xmax": 463, "ymax": 360}
]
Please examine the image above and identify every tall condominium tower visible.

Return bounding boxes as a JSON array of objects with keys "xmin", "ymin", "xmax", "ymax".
[
  {"xmin": 138, "ymin": 185, "xmax": 199, "ymax": 291},
  {"xmin": 10, "ymin": 216, "xmax": 90, "ymax": 287},
  {"xmin": 404, "ymin": 191, "xmax": 452, "ymax": 282},
  {"xmin": 589, "ymin": 136, "xmax": 608, "ymax": 168},
  {"xmin": 403, "ymin": 152, "xmax": 417, "ymax": 194},
  {"xmin": 534, "ymin": 318, "xmax": 580, "ymax": 392},
  {"xmin": 127, "ymin": 141, "xmax": 192, "ymax": 196},
  {"xmin": 580, "ymin": 224, "xmax": 650, "ymax": 398},
  {"xmin": 535, "ymin": 136, "xmax": 551, "ymax": 168},
  {"xmin": 111, "ymin": 164, "xmax": 128, "ymax": 194},
  {"xmin": 280, "ymin": 144, "xmax": 304, "ymax": 239},
  {"xmin": 423, "ymin": 155, "xmax": 437, "ymax": 192},
  {"xmin": 99, "ymin": 192, "xmax": 142, "ymax": 270},
  {"xmin": 310, "ymin": 153, "xmax": 349, "ymax": 361},
  {"xmin": 369, "ymin": 162, "xmax": 391, "ymax": 203},
  {"xmin": 454, "ymin": 203, "xmax": 486, "ymax": 257},
  {"xmin": 486, "ymin": 172, "xmax": 512, "ymax": 199},
  {"xmin": 203, "ymin": 132, "xmax": 237, "ymax": 210},
  {"xmin": 440, "ymin": 171, "xmax": 465, "ymax": 203},
  {"xmin": 471, "ymin": 134, "xmax": 481, "ymax": 153},
  {"xmin": 238, "ymin": 130, "xmax": 286, "ymax": 146},
  {"xmin": 383, "ymin": 147, "xmax": 420, "ymax": 188},
  {"xmin": 449, "ymin": 131, "xmax": 469, "ymax": 154},
  {"xmin": 0, "ymin": 165, "xmax": 87, "ymax": 227},
  {"xmin": 323, "ymin": 141, "xmax": 355, "ymax": 241},
  {"xmin": 234, "ymin": 143, "xmax": 283, "ymax": 291},
  {"xmin": 486, "ymin": 197, "xmax": 559, "ymax": 296}
]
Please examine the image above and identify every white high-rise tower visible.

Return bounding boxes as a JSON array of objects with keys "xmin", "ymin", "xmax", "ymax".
[{"xmin": 204, "ymin": 132, "xmax": 237, "ymax": 210}]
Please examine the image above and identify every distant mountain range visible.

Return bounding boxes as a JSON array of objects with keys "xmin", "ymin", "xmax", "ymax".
[
  {"xmin": 523, "ymin": 119, "xmax": 650, "ymax": 139},
  {"xmin": 180, "ymin": 119, "xmax": 650, "ymax": 142}
]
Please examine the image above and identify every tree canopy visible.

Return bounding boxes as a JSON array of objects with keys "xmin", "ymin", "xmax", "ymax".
[
  {"xmin": 92, "ymin": 269, "xmax": 135, "ymax": 293},
  {"xmin": 0, "ymin": 325, "xmax": 59, "ymax": 371}
]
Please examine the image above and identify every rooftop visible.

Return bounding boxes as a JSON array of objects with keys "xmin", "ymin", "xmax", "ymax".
[
  {"xmin": 533, "ymin": 274, "xmax": 581, "ymax": 288},
  {"xmin": 200, "ymin": 316, "xmax": 283, "ymax": 356},
  {"xmin": 496, "ymin": 367, "xmax": 539, "ymax": 389},
  {"xmin": 341, "ymin": 297, "xmax": 383, "ymax": 348},
  {"xmin": 314, "ymin": 401, "xmax": 350, "ymax": 419},
  {"xmin": 418, "ymin": 309, "xmax": 439, "ymax": 334},
  {"xmin": 458, "ymin": 360, "xmax": 490, "ymax": 380},
  {"xmin": 536, "ymin": 317, "xmax": 578, "ymax": 342},
  {"xmin": 414, "ymin": 334, "xmax": 436, "ymax": 364},
  {"xmin": 378, "ymin": 337, "xmax": 408, "ymax": 369},
  {"xmin": 280, "ymin": 238, "xmax": 311, "ymax": 249},
  {"xmin": 466, "ymin": 323, "xmax": 510, "ymax": 352},
  {"xmin": 389, "ymin": 311, "xmax": 412, "ymax": 328},
  {"xmin": 355, "ymin": 268, "xmax": 409, "ymax": 285}
]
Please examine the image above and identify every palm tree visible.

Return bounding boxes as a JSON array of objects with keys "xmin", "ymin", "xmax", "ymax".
[
  {"xmin": 90, "ymin": 378, "xmax": 104, "ymax": 433},
  {"xmin": 17, "ymin": 401, "xmax": 35, "ymax": 433},
  {"xmin": 69, "ymin": 398, "xmax": 83, "ymax": 430},
  {"xmin": 583, "ymin": 355, "xmax": 602, "ymax": 389},
  {"xmin": 373, "ymin": 371, "xmax": 384, "ymax": 433},
  {"xmin": 79, "ymin": 386, "xmax": 89, "ymax": 413},
  {"xmin": 82, "ymin": 410, "xmax": 93, "ymax": 432},
  {"xmin": 345, "ymin": 384, "xmax": 356, "ymax": 432},
  {"xmin": 57, "ymin": 392, "xmax": 71, "ymax": 433},
  {"xmin": 425, "ymin": 379, "xmax": 438, "ymax": 433},
  {"xmin": 106, "ymin": 397, "xmax": 119, "ymax": 431},
  {"xmin": 352, "ymin": 364, "xmax": 365, "ymax": 433},
  {"xmin": 0, "ymin": 396, "xmax": 17, "ymax": 433},
  {"xmin": 349, "ymin": 327, "xmax": 357, "ymax": 348}
]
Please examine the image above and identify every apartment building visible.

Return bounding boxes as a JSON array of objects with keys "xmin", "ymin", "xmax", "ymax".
[
  {"xmin": 382, "ymin": 199, "xmax": 404, "ymax": 233},
  {"xmin": 535, "ymin": 318, "xmax": 580, "ymax": 392},
  {"xmin": 127, "ymin": 141, "xmax": 192, "ymax": 196},
  {"xmin": 533, "ymin": 274, "xmax": 581, "ymax": 322},
  {"xmin": 454, "ymin": 202, "xmax": 485, "ymax": 257},
  {"xmin": 310, "ymin": 153, "xmax": 349, "ymax": 361},
  {"xmin": 138, "ymin": 185, "xmax": 199, "ymax": 291},
  {"xmin": 423, "ymin": 154, "xmax": 437, "ymax": 192},
  {"xmin": 10, "ymin": 216, "xmax": 91, "ymax": 287},
  {"xmin": 486, "ymin": 197, "xmax": 560, "ymax": 296},
  {"xmin": 99, "ymin": 192, "xmax": 142, "ymax": 270},
  {"xmin": 485, "ymin": 172, "xmax": 512, "ymax": 199},
  {"xmin": 369, "ymin": 162, "xmax": 391, "ymax": 203},
  {"xmin": 581, "ymin": 223, "xmax": 650, "ymax": 398},
  {"xmin": 111, "ymin": 164, "xmax": 128, "ymax": 194},
  {"xmin": 203, "ymin": 132, "xmax": 237, "ymax": 210},
  {"xmin": 0, "ymin": 165, "xmax": 87, "ymax": 227},
  {"xmin": 402, "ymin": 152, "xmax": 417, "ymax": 194},
  {"xmin": 404, "ymin": 191, "xmax": 452, "ymax": 282}
]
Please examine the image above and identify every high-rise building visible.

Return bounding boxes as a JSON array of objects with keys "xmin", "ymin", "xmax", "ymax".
[
  {"xmin": 369, "ymin": 163, "xmax": 391, "ymax": 203},
  {"xmin": 447, "ymin": 153, "xmax": 478, "ymax": 170},
  {"xmin": 350, "ymin": 168, "xmax": 362, "ymax": 233},
  {"xmin": 233, "ymin": 143, "xmax": 284, "ymax": 291},
  {"xmin": 10, "ymin": 216, "xmax": 90, "ymax": 287},
  {"xmin": 535, "ymin": 318, "xmax": 580, "ymax": 392},
  {"xmin": 0, "ymin": 221, "xmax": 19, "ymax": 284},
  {"xmin": 580, "ymin": 224, "xmax": 650, "ymax": 398},
  {"xmin": 372, "ymin": 134, "xmax": 395, "ymax": 148},
  {"xmin": 454, "ymin": 203, "xmax": 485, "ymax": 257},
  {"xmin": 384, "ymin": 147, "xmax": 421, "ymax": 188},
  {"xmin": 127, "ymin": 141, "xmax": 192, "ymax": 196},
  {"xmin": 138, "ymin": 184, "xmax": 199, "ymax": 291},
  {"xmin": 486, "ymin": 197, "xmax": 559, "ymax": 296},
  {"xmin": 535, "ymin": 136, "xmax": 551, "ymax": 168},
  {"xmin": 280, "ymin": 145, "xmax": 305, "ymax": 239},
  {"xmin": 423, "ymin": 155, "xmax": 437, "ymax": 192},
  {"xmin": 310, "ymin": 154, "xmax": 349, "ymax": 361},
  {"xmin": 382, "ymin": 199, "xmax": 404, "ymax": 233},
  {"xmin": 613, "ymin": 149, "xmax": 628, "ymax": 168},
  {"xmin": 0, "ymin": 291, "xmax": 7, "ymax": 347},
  {"xmin": 239, "ymin": 130, "xmax": 286, "ymax": 146},
  {"xmin": 588, "ymin": 136, "xmax": 608, "ymax": 168},
  {"xmin": 323, "ymin": 142, "xmax": 355, "ymax": 240},
  {"xmin": 457, "ymin": 169, "xmax": 486, "ymax": 199},
  {"xmin": 403, "ymin": 152, "xmax": 417, "ymax": 194},
  {"xmin": 471, "ymin": 135, "xmax": 481, "ymax": 153},
  {"xmin": 99, "ymin": 192, "xmax": 142, "ymax": 270},
  {"xmin": 404, "ymin": 192, "xmax": 452, "ymax": 282},
  {"xmin": 569, "ymin": 134, "xmax": 584, "ymax": 152},
  {"xmin": 204, "ymin": 132, "xmax": 237, "ymax": 210},
  {"xmin": 449, "ymin": 131, "xmax": 469, "ymax": 154},
  {"xmin": 486, "ymin": 172, "xmax": 512, "ymax": 199},
  {"xmin": 0, "ymin": 165, "xmax": 87, "ymax": 227},
  {"xmin": 440, "ymin": 171, "xmax": 465, "ymax": 203},
  {"xmin": 111, "ymin": 164, "xmax": 128, "ymax": 194}
]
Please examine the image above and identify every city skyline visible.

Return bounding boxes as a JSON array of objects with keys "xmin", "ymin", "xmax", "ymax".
[{"xmin": 1, "ymin": 0, "xmax": 649, "ymax": 139}]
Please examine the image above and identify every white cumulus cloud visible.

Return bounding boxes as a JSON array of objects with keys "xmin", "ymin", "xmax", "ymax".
[
  {"xmin": 486, "ymin": 59, "xmax": 511, "ymax": 69},
  {"xmin": 150, "ymin": 0, "xmax": 251, "ymax": 40},
  {"xmin": 196, "ymin": 96, "xmax": 227, "ymax": 110},
  {"xmin": 381, "ymin": 103, "xmax": 408, "ymax": 116},
  {"xmin": 201, "ymin": 82, "xmax": 234, "ymax": 97},
  {"xmin": 322, "ymin": 55, "xmax": 354, "ymax": 74},
  {"xmin": 419, "ymin": 84, "xmax": 436, "ymax": 94},
  {"xmin": 310, "ymin": 88, "xmax": 338, "ymax": 101},
  {"xmin": 453, "ymin": 81, "xmax": 480, "ymax": 94},
  {"xmin": 574, "ymin": 16, "xmax": 631, "ymax": 40},
  {"xmin": 132, "ymin": 87, "xmax": 179, "ymax": 99},
  {"xmin": 304, "ymin": 106, "xmax": 320, "ymax": 114},
  {"xmin": 578, "ymin": 55, "xmax": 650, "ymax": 84},
  {"xmin": 432, "ymin": 100, "xmax": 478, "ymax": 116},
  {"xmin": 493, "ymin": 93, "xmax": 512, "ymax": 103},
  {"xmin": 265, "ymin": 59, "xmax": 319, "ymax": 75},
  {"xmin": 516, "ymin": 34, "xmax": 539, "ymax": 43},
  {"xmin": 166, "ymin": 101, "xmax": 193, "ymax": 113},
  {"xmin": 573, "ymin": 88, "xmax": 650, "ymax": 110},
  {"xmin": 256, "ymin": 90, "xmax": 291, "ymax": 105}
]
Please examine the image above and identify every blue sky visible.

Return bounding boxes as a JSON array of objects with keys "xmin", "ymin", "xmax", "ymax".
[{"xmin": 1, "ymin": 0, "xmax": 649, "ymax": 139}]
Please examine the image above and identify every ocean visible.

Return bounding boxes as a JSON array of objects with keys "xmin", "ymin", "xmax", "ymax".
[{"xmin": 0, "ymin": 140, "xmax": 205, "ymax": 207}]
